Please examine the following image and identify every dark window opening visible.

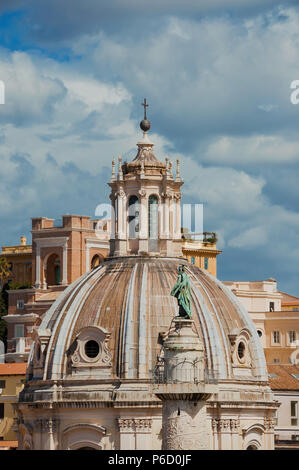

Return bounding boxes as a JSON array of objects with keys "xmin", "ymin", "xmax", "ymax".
[
  {"xmin": 85, "ymin": 340, "xmax": 100, "ymax": 359},
  {"xmin": 238, "ymin": 342, "xmax": 245, "ymax": 359}
]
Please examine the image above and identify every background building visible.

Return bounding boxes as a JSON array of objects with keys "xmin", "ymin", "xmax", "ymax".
[
  {"xmin": 0, "ymin": 237, "xmax": 32, "ymax": 288},
  {"xmin": 0, "ymin": 362, "xmax": 26, "ymax": 450},
  {"xmin": 268, "ymin": 364, "xmax": 299, "ymax": 449},
  {"xmin": 224, "ymin": 280, "xmax": 299, "ymax": 366},
  {"xmin": 224, "ymin": 280, "xmax": 299, "ymax": 449}
]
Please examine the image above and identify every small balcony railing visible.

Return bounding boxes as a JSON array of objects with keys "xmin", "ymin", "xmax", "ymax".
[
  {"xmin": 181, "ymin": 231, "xmax": 218, "ymax": 244},
  {"xmin": 150, "ymin": 361, "xmax": 218, "ymax": 385}
]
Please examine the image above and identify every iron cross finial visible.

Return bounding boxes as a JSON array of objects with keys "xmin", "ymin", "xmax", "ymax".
[{"xmin": 141, "ymin": 98, "xmax": 149, "ymax": 120}]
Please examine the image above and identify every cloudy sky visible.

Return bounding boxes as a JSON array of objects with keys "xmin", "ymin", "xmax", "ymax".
[{"xmin": 0, "ymin": 0, "xmax": 299, "ymax": 294}]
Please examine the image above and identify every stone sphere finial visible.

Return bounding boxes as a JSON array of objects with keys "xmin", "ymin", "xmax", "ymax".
[{"xmin": 140, "ymin": 119, "xmax": 151, "ymax": 132}]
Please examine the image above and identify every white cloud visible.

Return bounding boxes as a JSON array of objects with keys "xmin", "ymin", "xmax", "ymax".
[
  {"xmin": 229, "ymin": 227, "xmax": 268, "ymax": 248},
  {"xmin": 0, "ymin": 52, "xmax": 66, "ymax": 125},
  {"xmin": 202, "ymin": 134, "xmax": 299, "ymax": 165},
  {"xmin": 0, "ymin": 4, "xmax": 299, "ymax": 295}
]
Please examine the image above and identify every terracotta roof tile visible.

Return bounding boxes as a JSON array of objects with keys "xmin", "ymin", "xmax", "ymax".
[
  {"xmin": 279, "ymin": 291, "xmax": 299, "ymax": 305},
  {"xmin": 0, "ymin": 441, "xmax": 18, "ymax": 448},
  {"xmin": 0, "ymin": 363, "xmax": 27, "ymax": 375},
  {"xmin": 268, "ymin": 364, "xmax": 299, "ymax": 390}
]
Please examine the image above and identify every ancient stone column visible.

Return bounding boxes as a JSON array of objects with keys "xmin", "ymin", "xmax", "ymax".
[{"xmin": 153, "ymin": 318, "xmax": 218, "ymax": 450}]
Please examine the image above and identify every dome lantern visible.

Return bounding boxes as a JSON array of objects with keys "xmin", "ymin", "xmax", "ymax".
[{"xmin": 108, "ymin": 99, "xmax": 184, "ymax": 257}]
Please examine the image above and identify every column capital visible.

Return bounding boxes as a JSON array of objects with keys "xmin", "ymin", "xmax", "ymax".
[
  {"xmin": 138, "ymin": 189, "xmax": 147, "ymax": 199},
  {"xmin": 264, "ymin": 417, "xmax": 275, "ymax": 431},
  {"xmin": 115, "ymin": 190, "xmax": 126, "ymax": 199}
]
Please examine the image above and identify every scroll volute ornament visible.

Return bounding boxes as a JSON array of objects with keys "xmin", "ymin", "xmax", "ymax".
[{"xmin": 32, "ymin": 328, "xmax": 51, "ymax": 370}]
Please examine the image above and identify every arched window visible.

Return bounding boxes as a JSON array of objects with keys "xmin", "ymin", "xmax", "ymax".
[
  {"xmin": 148, "ymin": 195, "xmax": 159, "ymax": 251},
  {"xmin": 54, "ymin": 263, "xmax": 61, "ymax": 285},
  {"xmin": 91, "ymin": 254, "xmax": 103, "ymax": 269},
  {"xmin": 148, "ymin": 195, "xmax": 158, "ymax": 238},
  {"xmin": 46, "ymin": 254, "xmax": 61, "ymax": 286},
  {"xmin": 128, "ymin": 195, "xmax": 139, "ymax": 239}
]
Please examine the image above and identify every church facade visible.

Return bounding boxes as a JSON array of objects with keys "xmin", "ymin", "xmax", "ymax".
[{"xmin": 15, "ymin": 110, "xmax": 278, "ymax": 450}]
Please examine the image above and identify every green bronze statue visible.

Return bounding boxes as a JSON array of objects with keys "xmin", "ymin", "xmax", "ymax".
[{"xmin": 171, "ymin": 265, "xmax": 192, "ymax": 319}]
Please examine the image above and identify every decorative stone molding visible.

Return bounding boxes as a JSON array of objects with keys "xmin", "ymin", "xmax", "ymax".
[
  {"xmin": 134, "ymin": 418, "xmax": 152, "ymax": 432},
  {"xmin": 212, "ymin": 418, "xmax": 240, "ymax": 432},
  {"xmin": 31, "ymin": 328, "xmax": 51, "ymax": 378},
  {"xmin": 264, "ymin": 417, "xmax": 275, "ymax": 431},
  {"xmin": 161, "ymin": 190, "xmax": 172, "ymax": 199},
  {"xmin": 35, "ymin": 418, "xmax": 58, "ymax": 433},
  {"xmin": 230, "ymin": 419, "xmax": 240, "ymax": 432},
  {"xmin": 19, "ymin": 422, "xmax": 33, "ymax": 450},
  {"xmin": 117, "ymin": 418, "xmax": 152, "ymax": 433},
  {"xmin": 3, "ymin": 313, "xmax": 39, "ymax": 323},
  {"xmin": 230, "ymin": 328, "xmax": 252, "ymax": 371},
  {"xmin": 63, "ymin": 423, "xmax": 106, "ymax": 435},
  {"xmin": 138, "ymin": 189, "xmax": 147, "ymax": 198},
  {"xmin": 118, "ymin": 418, "xmax": 135, "ymax": 432},
  {"xmin": 211, "ymin": 418, "xmax": 218, "ymax": 431},
  {"xmin": 69, "ymin": 326, "xmax": 112, "ymax": 377},
  {"xmin": 115, "ymin": 190, "xmax": 126, "ymax": 199}
]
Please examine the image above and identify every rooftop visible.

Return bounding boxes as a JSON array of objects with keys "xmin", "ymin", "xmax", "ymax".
[
  {"xmin": 0, "ymin": 441, "xmax": 18, "ymax": 448},
  {"xmin": 0, "ymin": 363, "xmax": 27, "ymax": 375},
  {"xmin": 268, "ymin": 364, "xmax": 299, "ymax": 390},
  {"xmin": 279, "ymin": 291, "xmax": 299, "ymax": 306}
]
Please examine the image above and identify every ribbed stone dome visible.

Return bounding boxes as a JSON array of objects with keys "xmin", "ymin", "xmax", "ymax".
[{"xmin": 35, "ymin": 256, "xmax": 267, "ymax": 382}]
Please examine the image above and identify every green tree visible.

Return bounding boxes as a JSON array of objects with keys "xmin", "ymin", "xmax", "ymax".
[
  {"xmin": 0, "ymin": 287, "xmax": 7, "ymax": 349},
  {"xmin": 0, "ymin": 258, "xmax": 11, "ymax": 349},
  {"xmin": 0, "ymin": 257, "xmax": 10, "ymax": 283}
]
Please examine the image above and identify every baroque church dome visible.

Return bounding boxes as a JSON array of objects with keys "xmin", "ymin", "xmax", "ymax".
[
  {"xmin": 18, "ymin": 104, "xmax": 276, "ymax": 451},
  {"xmin": 33, "ymin": 256, "xmax": 267, "ymax": 383}
]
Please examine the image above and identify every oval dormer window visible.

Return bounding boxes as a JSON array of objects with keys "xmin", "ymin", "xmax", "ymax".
[
  {"xmin": 85, "ymin": 340, "xmax": 100, "ymax": 359},
  {"xmin": 238, "ymin": 341, "xmax": 246, "ymax": 360}
]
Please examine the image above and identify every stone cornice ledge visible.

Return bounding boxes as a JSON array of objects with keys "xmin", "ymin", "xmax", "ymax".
[
  {"xmin": 22, "ymin": 400, "xmax": 163, "ymax": 409},
  {"xmin": 2, "ymin": 313, "xmax": 39, "ymax": 323}
]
